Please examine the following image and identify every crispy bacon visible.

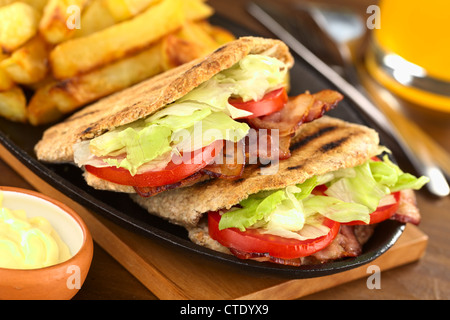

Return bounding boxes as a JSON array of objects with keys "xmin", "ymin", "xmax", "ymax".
[
  {"xmin": 390, "ymin": 189, "xmax": 421, "ymax": 225},
  {"xmin": 305, "ymin": 89, "xmax": 345, "ymax": 122},
  {"xmin": 246, "ymin": 90, "xmax": 344, "ymax": 137},
  {"xmin": 201, "ymin": 141, "xmax": 245, "ymax": 179},
  {"xmin": 245, "ymin": 129, "xmax": 292, "ymax": 163},
  {"xmin": 245, "ymin": 90, "xmax": 343, "ymax": 161}
]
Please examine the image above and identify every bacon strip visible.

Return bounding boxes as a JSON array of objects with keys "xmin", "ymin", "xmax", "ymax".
[
  {"xmin": 246, "ymin": 90, "xmax": 344, "ymax": 137},
  {"xmin": 390, "ymin": 189, "xmax": 421, "ymax": 225},
  {"xmin": 201, "ymin": 141, "xmax": 245, "ymax": 179},
  {"xmin": 245, "ymin": 90, "xmax": 343, "ymax": 161}
]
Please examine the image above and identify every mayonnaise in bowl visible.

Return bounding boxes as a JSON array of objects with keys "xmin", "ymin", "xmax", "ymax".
[{"xmin": 0, "ymin": 191, "xmax": 72, "ymax": 269}]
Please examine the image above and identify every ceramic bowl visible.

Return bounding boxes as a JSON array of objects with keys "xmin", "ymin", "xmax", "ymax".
[{"xmin": 0, "ymin": 186, "xmax": 93, "ymax": 300}]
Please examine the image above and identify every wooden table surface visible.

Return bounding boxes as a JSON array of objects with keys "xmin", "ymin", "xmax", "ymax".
[{"xmin": 1, "ymin": 0, "xmax": 449, "ymax": 300}]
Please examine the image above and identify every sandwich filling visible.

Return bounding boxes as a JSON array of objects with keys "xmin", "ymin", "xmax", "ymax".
[
  {"xmin": 73, "ymin": 54, "xmax": 342, "ymax": 195},
  {"xmin": 208, "ymin": 153, "xmax": 429, "ymax": 265}
]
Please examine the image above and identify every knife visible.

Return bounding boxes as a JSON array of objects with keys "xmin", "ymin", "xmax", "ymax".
[{"xmin": 248, "ymin": 1, "xmax": 449, "ymax": 197}]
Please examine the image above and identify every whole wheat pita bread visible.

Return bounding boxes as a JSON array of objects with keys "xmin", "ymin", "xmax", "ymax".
[
  {"xmin": 35, "ymin": 36, "xmax": 294, "ymax": 163},
  {"xmin": 130, "ymin": 116, "xmax": 380, "ymax": 228}
]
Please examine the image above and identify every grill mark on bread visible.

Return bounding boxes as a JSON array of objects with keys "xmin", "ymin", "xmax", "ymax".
[
  {"xmin": 290, "ymin": 125, "xmax": 338, "ymax": 151},
  {"xmin": 320, "ymin": 136, "xmax": 350, "ymax": 153}
]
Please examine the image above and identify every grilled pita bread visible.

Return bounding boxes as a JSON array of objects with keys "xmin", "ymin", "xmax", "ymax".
[
  {"xmin": 34, "ymin": 36, "xmax": 294, "ymax": 163},
  {"xmin": 130, "ymin": 116, "xmax": 380, "ymax": 228}
]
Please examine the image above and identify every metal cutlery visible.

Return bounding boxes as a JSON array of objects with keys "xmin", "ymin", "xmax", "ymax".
[
  {"xmin": 297, "ymin": 3, "xmax": 450, "ymax": 181},
  {"xmin": 248, "ymin": 0, "xmax": 449, "ymax": 197}
]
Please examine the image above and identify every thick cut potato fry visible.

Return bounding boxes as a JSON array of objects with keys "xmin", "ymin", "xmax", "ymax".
[
  {"xmin": 0, "ymin": 68, "xmax": 14, "ymax": 91},
  {"xmin": 183, "ymin": 0, "xmax": 213, "ymax": 21},
  {"xmin": 73, "ymin": 0, "xmax": 117, "ymax": 38},
  {"xmin": 39, "ymin": 0, "xmax": 90, "ymax": 44},
  {"xmin": 0, "ymin": 0, "xmax": 48, "ymax": 11},
  {"xmin": 0, "ymin": 54, "xmax": 14, "ymax": 91},
  {"xmin": 196, "ymin": 21, "xmax": 235, "ymax": 45},
  {"xmin": 177, "ymin": 21, "xmax": 222, "ymax": 51},
  {"xmin": 0, "ymin": 86, "xmax": 27, "ymax": 122},
  {"xmin": 74, "ymin": 0, "xmax": 160, "ymax": 38},
  {"xmin": 50, "ymin": 0, "xmax": 184, "ymax": 80},
  {"xmin": 160, "ymin": 34, "xmax": 206, "ymax": 71},
  {"xmin": 0, "ymin": 2, "xmax": 40, "ymax": 53},
  {"xmin": 50, "ymin": 43, "xmax": 163, "ymax": 113},
  {"xmin": 1, "ymin": 36, "xmax": 50, "ymax": 84},
  {"xmin": 27, "ymin": 82, "xmax": 63, "ymax": 126},
  {"xmin": 160, "ymin": 21, "xmax": 233, "ymax": 71},
  {"xmin": 106, "ymin": 0, "xmax": 160, "ymax": 20}
]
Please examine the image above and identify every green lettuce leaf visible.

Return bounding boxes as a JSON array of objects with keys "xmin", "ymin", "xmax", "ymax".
[
  {"xmin": 218, "ymin": 154, "xmax": 429, "ymax": 232},
  {"xmin": 219, "ymin": 190, "xmax": 287, "ymax": 231},
  {"xmin": 375, "ymin": 155, "xmax": 430, "ymax": 192},
  {"xmin": 172, "ymin": 112, "xmax": 250, "ymax": 152},
  {"xmin": 101, "ymin": 125, "xmax": 172, "ymax": 175},
  {"xmin": 324, "ymin": 162, "xmax": 389, "ymax": 212},
  {"xmin": 302, "ymin": 195, "xmax": 371, "ymax": 224}
]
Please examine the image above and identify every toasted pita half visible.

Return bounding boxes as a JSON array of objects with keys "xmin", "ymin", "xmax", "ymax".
[
  {"xmin": 130, "ymin": 116, "xmax": 380, "ymax": 228},
  {"xmin": 35, "ymin": 36, "xmax": 294, "ymax": 163}
]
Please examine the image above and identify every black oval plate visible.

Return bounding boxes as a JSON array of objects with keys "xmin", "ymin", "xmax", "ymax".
[{"xmin": 0, "ymin": 15, "xmax": 406, "ymax": 278}]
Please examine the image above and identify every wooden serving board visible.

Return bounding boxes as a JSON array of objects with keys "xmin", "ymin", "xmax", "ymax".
[{"xmin": 0, "ymin": 143, "xmax": 429, "ymax": 300}]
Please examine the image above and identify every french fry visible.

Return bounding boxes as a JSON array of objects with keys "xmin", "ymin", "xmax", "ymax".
[
  {"xmin": 160, "ymin": 21, "xmax": 233, "ymax": 71},
  {"xmin": 0, "ymin": 68, "xmax": 14, "ymax": 91},
  {"xmin": 0, "ymin": 54, "xmax": 14, "ymax": 91},
  {"xmin": 0, "ymin": 2, "xmax": 40, "ymax": 53},
  {"xmin": 197, "ymin": 21, "xmax": 236, "ymax": 45},
  {"xmin": 0, "ymin": 0, "xmax": 48, "ymax": 11},
  {"xmin": 72, "ymin": 0, "xmax": 117, "ymax": 38},
  {"xmin": 0, "ymin": 86, "xmax": 27, "ymax": 122},
  {"xmin": 160, "ymin": 34, "xmax": 205, "ymax": 71},
  {"xmin": 50, "ymin": 0, "xmax": 184, "ymax": 80},
  {"xmin": 22, "ymin": 0, "xmax": 49, "ymax": 11},
  {"xmin": 27, "ymin": 82, "xmax": 63, "ymax": 126},
  {"xmin": 1, "ymin": 36, "xmax": 51, "ymax": 84},
  {"xmin": 39, "ymin": 0, "xmax": 90, "ymax": 44},
  {"xmin": 0, "ymin": 0, "xmax": 15, "ymax": 6},
  {"xmin": 182, "ymin": 0, "xmax": 214, "ymax": 21},
  {"xmin": 177, "ymin": 21, "xmax": 223, "ymax": 52},
  {"xmin": 49, "ymin": 43, "xmax": 163, "ymax": 114},
  {"xmin": 105, "ymin": 0, "xmax": 161, "ymax": 21},
  {"xmin": 74, "ymin": 0, "xmax": 161, "ymax": 38}
]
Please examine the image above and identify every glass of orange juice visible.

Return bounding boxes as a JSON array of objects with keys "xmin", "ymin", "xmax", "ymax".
[{"xmin": 366, "ymin": 0, "xmax": 450, "ymax": 113}]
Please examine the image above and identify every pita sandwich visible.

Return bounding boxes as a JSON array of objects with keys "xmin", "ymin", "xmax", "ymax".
[
  {"xmin": 130, "ymin": 116, "xmax": 429, "ymax": 266},
  {"xmin": 35, "ymin": 36, "xmax": 343, "ymax": 195}
]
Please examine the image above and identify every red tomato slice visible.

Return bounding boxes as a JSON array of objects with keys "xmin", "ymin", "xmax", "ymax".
[
  {"xmin": 229, "ymin": 87, "xmax": 288, "ymax": 119},
  {"xmin": 208, "ymin": 211, "xmax": 340, "ymax": 260},
  {"xmin": 85, "ymin": 140, "xmax": 223, "ymax": 187}
]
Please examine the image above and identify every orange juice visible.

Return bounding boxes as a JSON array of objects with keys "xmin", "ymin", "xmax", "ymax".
[
  {"xmin": 367, "ymin": 0, "xmax": 450, "ymax": 112},
  {"xmin": 375, "ymin": 0, "xmax": 450, "ymax": 82}
]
